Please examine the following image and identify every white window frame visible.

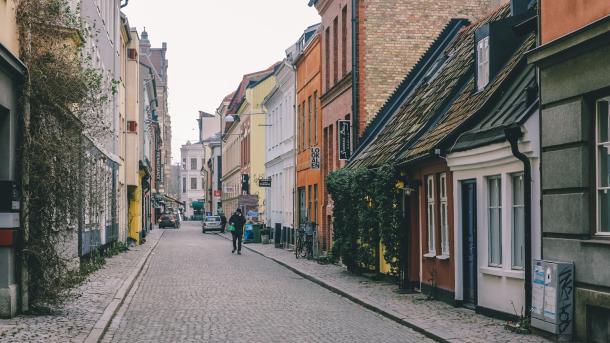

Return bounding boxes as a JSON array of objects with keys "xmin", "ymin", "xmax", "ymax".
[
  {"xmin": 426, "ymin": 175, "xmax": 436, "ymax": 255},
  {"xmin": 511, "ymin": 173, "xmax": 525, "ymax": 270},
  {"xmin": 487, "ymin": 175, "xmax": 502, "ymax": 267},
  {"xmin": 596, "ymin": 97, "xmax": 610, "ymax": 235},
  {"xmin": 440, "ymin": 173, "xmax": 450, "ymax": 257},
  {"xmin": 477, "ymin": 36, "xmax": 490, "ymax": 92}
]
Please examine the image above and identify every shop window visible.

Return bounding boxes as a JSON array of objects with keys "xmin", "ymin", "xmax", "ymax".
[
  {"xmin": 440, "ymin": 173, "xmax": 449, "ymax": 256},
  {"xmin": 512, "ymin": 173, "xmax": 525, "ymax": 269},
  {"xmin": 426, "ymin": 175, "xmax": 436, "ymax": 255},
  {"xmin": 488, "ymin": 175, "xmax": 502, "ymax": 266},
  {"xmin": 596, "ymin": 98, "xmax": 610, "ymax": 234}
]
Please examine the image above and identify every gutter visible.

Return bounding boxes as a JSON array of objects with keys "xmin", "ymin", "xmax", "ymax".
[
  {"xmin": 351, "ymin": 0, "xmax": 359, "ymax": 150},
  {"xmin": 504, "ymin": 124, "xmax": 532, "ymax": 318}
]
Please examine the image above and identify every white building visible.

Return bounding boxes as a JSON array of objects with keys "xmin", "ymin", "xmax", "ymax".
[
  {"xmin": 447, "ymin": 67, "xmax": 541, "ymax": 316},
  {"xmin": 263, "ymin": 58, "xmax": 296, "ymax": 233},
  {"xmin": 206, "ymin": 134, "xmax": 222, "ymax": 214},
  {"xmin": 180, "ymin": 141, "xmax": 208, "ymax": 219}
]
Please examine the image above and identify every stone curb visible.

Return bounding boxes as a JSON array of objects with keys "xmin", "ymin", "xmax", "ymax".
[
  {"xmin": 215, "ymin": 233, "xmax": 449, "ymax": 343},
  {"xmin": 84, "ymin": 231, "xmax": 164, "ymax": 343}
]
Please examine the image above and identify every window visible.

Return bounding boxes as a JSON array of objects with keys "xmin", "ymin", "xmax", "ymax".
[
  {"xmin": 329, "ymin": 124, "xmax": 334, "ymax": 172},
  {"xmin": 342, "ymin": 6, "xmax": 347, "ymax": 76},
  {"xmin": 426, "ymin": 175, "xmax": 436, "ymax": 255},
  {"xmin": 191, "ymin": 177, "xmax": 197, "ymax": 190},
  {"xmin": 182, "ymin": 158, "xmax": 186, "ymax": 170},
  {"xmin": 308, "ymin": 185, "xmax": 312, "ymax": 222},
  {"xmin": 325, "ymin": 27, "xmax": 330, "ymax": 90},
  {"xmin": 191, "ymin": 158, "xmax": 197, "ymax": 170},
  {"xmin": 512, "ymin": 173, "xmax": 525, "ymax": 269},
  {"xmin": 302, "ymin": 101, "xmax": 306, "ymax": 150},
  {"xmin": 308, "ymin": 96, "xmax": 312, "ymax": 147},
  {"xmin": 488, "ymin": 176, "xmax": 502, "ymax": 266},
  {"xmin": 476, "ymin": 36, "xmax": 490, "ymax": 91},
  {"xmin": 596, "ymin": 98, "xmax": 610, "ymax": 234},
  {"xmin": 333, "ymin": 16, "xmax": 338, "ymax": 84},
  {"xmin": 297, "ymin": 104, "xmax": 302, "ymax": 150},
  {"xmin": 182, "ymin": 178, "xmax": 186, "ymax": 193},
  {"xmin": 314, "ymin": 184, "xmax": 318, "ymax": 224},
  {"xmin": 313, "ymin": 91, "xmax": 318, "ymax": 144},
  {"xmin": 440, "ymin": 173, "xmax": 449, "ymax": 256}
]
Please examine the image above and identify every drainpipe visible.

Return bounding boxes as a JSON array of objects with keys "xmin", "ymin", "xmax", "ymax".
[
  {"xmin": 351, "ymin": 0, "xmax": 359, "ymax": 150},
  {"xmin": 120, "ymin": 0, "xmax": 129, "ymax": 8},
  {"xmin": 505, "ymin": 125, "xmax": 532, "ymax": 318}
]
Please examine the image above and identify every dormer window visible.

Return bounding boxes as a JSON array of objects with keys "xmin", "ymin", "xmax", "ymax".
[{"xmin": 477, "ymin": 36, "xmax": 490, "ymax": 91}]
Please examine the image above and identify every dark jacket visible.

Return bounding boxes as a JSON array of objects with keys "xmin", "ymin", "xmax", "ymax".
[
  {"xmin": 220, "ymin": 215, "xmax": 227, "ymax": 227},
  {"xmin": 229, "ymin": 212, "xmax": 246, "ymax": 233}
]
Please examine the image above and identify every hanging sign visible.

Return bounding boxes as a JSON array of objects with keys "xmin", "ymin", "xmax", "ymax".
[
  {"xmin": 311, "ymin": 147, "xmax": 321, "ymax": 169},
  {"xmin": 258, "ymin": 178, "xmax": 272, "ymax": 187},
  {"xmin": 338, "ymin": 120, "xmax": 351, "ymax": 160}
]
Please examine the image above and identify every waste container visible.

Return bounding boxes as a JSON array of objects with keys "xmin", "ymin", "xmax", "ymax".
[
  {"xmin": 252, "ymin": 223, "xmax": 262, "ymax": 243},
  {"xmin": 274, "ymin": 225, "xmax": 282, "ymax": 248},
  {"xmin": 244, "ymin": 223, "xmax": 254, "ymax": 242}
]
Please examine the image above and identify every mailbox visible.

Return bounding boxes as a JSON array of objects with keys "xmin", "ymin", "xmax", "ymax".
[{"xmin": 531, "ymin": 260, "xmax": 575, "ymax": 340}]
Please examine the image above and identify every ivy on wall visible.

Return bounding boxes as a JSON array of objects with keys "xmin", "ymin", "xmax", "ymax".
[
  {"xmin": 16, "ymin": 0, "xmax": 115, "ymax": 309},
  {"xmin": 326, "ymin": 162, "xmax": 405, "ymax": 276}
]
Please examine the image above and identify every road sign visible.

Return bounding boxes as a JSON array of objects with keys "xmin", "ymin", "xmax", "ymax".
[
  {"xmin": 338, "ymin": 120, "xmax": 351, "ymax": 160},
  {"xmin": 213, "ymin": 190, "xmax": 221, "ymax": 197},
  {"xmin": 258, "ymin": 178, "xmax": 272, "ymax": 187},
  {"xmin": 311, "ymin": 147, "xmax": 321, "ymax": 169}
]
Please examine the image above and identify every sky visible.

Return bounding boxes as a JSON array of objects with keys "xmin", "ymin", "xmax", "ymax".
[{"xmin": 122, "ymin": 1, "xmax": 320, "ymax": 163}]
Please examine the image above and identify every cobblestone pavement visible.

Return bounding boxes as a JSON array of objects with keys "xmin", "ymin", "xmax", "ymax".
[
  {"xmin": 226, "ymin": 234, "xmax": 555, "ymax": 343},
  {"xmin": 0, "ymin": 229, "xmax": 163, "ymax": 343},
  {"xmin": 105, "ymin": 221, "xmax": 434, "ymax": 343}
]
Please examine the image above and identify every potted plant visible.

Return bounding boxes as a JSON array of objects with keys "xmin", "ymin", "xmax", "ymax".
[{"xmin": 261, "ymin": 228, "xmax": 270, "ymax": 244}]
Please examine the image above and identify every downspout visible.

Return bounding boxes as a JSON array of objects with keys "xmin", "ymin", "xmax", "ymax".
[
  {"xmin": 120, "ymin": 0, "xmax": 129, "ymax": 8},
  {"xmin": 505, "ymin": 125, "xmax": 532, "ymax": 318},
  {"xmin": 351, "ymin": 0, "xmax": 359, "ymax": 150}
]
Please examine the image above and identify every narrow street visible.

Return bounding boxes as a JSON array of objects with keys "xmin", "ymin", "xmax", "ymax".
[{"xmin": 103, "ymin": 221, "xmax": 433, "ymax": 343}]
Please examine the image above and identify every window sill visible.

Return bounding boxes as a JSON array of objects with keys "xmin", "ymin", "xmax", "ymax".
[
  {"xmin": 480, "ymin": 266, "xmax": 525, "ymax": 280},
  {"xmin": 436, "ymin": 254, "xmax": 450, "ymax": 261},
  {"xmin": 423, "ymin": 252, "xmax": 436, "ymax": 259},
  {"xmin": 580, "ymin": 238, "xmax": 610, "ymax": 246}
]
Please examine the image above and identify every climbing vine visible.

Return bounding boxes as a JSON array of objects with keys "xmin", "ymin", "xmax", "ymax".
[
  {"xmin": 16, "ymin": 0, "xmax": 115, "ymax": 308},
  {"xmin": 326, "ymin": 162, "xmax": 405, "ymax": 276}
]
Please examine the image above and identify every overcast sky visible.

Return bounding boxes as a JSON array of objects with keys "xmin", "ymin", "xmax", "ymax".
[{"xmin": 123, "ymin": 1, "xmax": 320, "ymax": 163}]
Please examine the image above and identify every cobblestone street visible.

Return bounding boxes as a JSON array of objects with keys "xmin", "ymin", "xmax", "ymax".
[{"xmin": 103, "ymin": 221, "xmax": 434, "ymax": 343}]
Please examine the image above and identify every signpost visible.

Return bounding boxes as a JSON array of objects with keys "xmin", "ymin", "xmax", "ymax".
[
  {"xmin": 311, "ymin": 147, "xmax": 321, "ymax": 169},
  {"xmin": 258, "ymin": 178, "xmax": 272, "ymax": 187},
  {"xmin": 338, "ymin": 120, "xmax": 351, "ymax": 160}
]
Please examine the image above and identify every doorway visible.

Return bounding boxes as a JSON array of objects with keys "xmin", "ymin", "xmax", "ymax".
[{"xmin": 461, "ymin": 180, "xmax": 477, "ymax": 308}]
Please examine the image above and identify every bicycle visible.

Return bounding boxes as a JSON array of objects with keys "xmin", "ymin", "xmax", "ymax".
[{"xmin": 295, "ymin": 222, "xmax": 315, "ymax": 259}]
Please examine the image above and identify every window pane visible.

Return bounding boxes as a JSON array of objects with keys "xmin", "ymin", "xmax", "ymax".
[
  {"xmin": 600, "ymin": 191, "xmax": 610, "ymax": 233},
  {"xmin": 489, "ymin": 208, "xmax": 502, "ymax": 265},
  {"xmin": 441, "ymin": 202, "xmax": 449, "ymax": 255},
  {"xmin": 600, "ymin": 146, "xmax": 610, "ymax": 188},
  {"xmin": 513, "ymin": 174, "xmax": 524, "ymax": 205},
  {"xmin": 489, "ymin": 177, "xmax": 500, "ymax": 207},
  {"xmin": 599, "ymin": 101, "xmax": 609, "ymax": 143},
  {"xmin": 428, "ymin": 203, "xmax": 435, "ymax": 253},
  {"xmin": 513, "ymin": 206, "xmax": 525, "ymax": 268}
]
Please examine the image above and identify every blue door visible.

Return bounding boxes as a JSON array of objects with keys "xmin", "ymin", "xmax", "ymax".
[{"xmin": 461, "ymin": 180, "xmax": 477, "ymax": 307}]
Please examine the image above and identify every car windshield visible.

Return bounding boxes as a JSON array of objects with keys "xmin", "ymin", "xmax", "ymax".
[{"xmin": 205, "ymin": 216, "xmax": 220, "ymax": 222}]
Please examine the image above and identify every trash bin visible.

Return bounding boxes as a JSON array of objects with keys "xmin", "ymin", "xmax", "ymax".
[
  {"xmin": 274, "ymin": 225, "xmax": 282, "ymax": 248},
  {"xmin": 252, "ymin": 223, "xmax": 262, "ymax": 243},
  {"xmin": 244, "ymin": 223, "xmax": 254, "ymax": 243}
]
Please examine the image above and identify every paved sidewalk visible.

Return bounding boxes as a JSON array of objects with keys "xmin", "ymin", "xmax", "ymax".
[
  {"xmin": 223, "ymin": 233, "xmax": 554, "ymax": 343},
  {"xmin": 0, "ymin": 229, "xmax": 163, "ymax": 343}
]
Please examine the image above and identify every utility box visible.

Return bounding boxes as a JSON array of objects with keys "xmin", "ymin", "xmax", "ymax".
[{"xmin": 531, "ymin": 260, "xmax": 575, "ymax": 341}]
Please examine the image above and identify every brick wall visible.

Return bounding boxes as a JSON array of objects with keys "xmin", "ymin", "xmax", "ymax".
[{"xmin": 359, "ymin": 0, "xmax": 503, "ymax": 133}]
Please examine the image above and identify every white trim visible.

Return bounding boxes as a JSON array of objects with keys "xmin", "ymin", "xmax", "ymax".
[
  {"xmin": 426, "ymin": 175, "xmax": 436, "ymax": 255},
  {"xmin": 595, "ymin": 97, "xmax": 610, "ymax": 235},
  {"xmin": 480, "ymin": 266, "xmax": 525, "ymax": 280}
]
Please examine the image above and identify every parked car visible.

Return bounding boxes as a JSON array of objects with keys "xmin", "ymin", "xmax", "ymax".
[
  {"xmin": 202, "ymin": 215, "xmax": 223, "ymax": 233},
  {"xmin": 159, "ymin": 214, "xmax": 179, "ymax": 229}
]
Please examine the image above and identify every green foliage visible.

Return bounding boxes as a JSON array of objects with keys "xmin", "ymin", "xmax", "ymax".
[
  {"xmin": 17, "ymin": 0, "xmax": 115, "ymax": 308},
  {"xmin": 326, "ymin": 163, "xmax": 405, "ymax": 275}
]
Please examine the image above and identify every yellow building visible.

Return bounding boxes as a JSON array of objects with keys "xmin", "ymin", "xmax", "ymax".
[{"xmin": 119, "ymin": 15, "xmax": 142, "ymax": 244}]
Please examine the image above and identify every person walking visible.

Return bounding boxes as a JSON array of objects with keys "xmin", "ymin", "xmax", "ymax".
[{"xmin": 228, "ymin": 208, "xmax": 246, "ymax": 254}]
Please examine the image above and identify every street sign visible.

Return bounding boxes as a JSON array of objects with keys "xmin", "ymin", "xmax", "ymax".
[
  {"xmin": 258, "ymin": 178, "xmax": 272, "ymax": 187},
  {"xmin": 311, "ymin": 147, "xmax": 321, "ymax": 169},
  {"xmin": 213, "ymin": 190, "xmax": 221, "ymax": 197},
  {"xmin": 338, "ymin": 120, "xmax": 351, "ymax": 160}
]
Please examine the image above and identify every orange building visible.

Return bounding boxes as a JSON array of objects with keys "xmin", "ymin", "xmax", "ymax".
[{"xmin": 295, "ymin": 29, "xmax": 324, "ymax": 249}]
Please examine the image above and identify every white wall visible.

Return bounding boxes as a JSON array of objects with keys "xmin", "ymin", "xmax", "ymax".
[
  {"xmin": 179, "ymin": 142, "xmax": 207, "ymax": 219},
  {"xmin": 448, "ymin": 113, "xmax": 540, "ymax": 315}
]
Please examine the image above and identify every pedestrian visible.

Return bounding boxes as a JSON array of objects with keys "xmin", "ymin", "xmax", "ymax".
[
  {"xmin": 220, "ymin": 213, "xmax": 227, "ymax": 233},
  {"xmin": 228, "ymin": 208, "xmax": 246, "ymax": 254}
]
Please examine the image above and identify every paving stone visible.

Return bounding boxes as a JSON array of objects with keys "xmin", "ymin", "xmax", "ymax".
[
  {"xmin": 107, "ymin": 222, "xmax": 434, "ymax": 343},
  {"xmin": 0, "ymin": 229, "xmax": 162, "ymax": 343},
  {"xmin": 233, "ymin": 233, "xmax": 555, "ymax": 343}
]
